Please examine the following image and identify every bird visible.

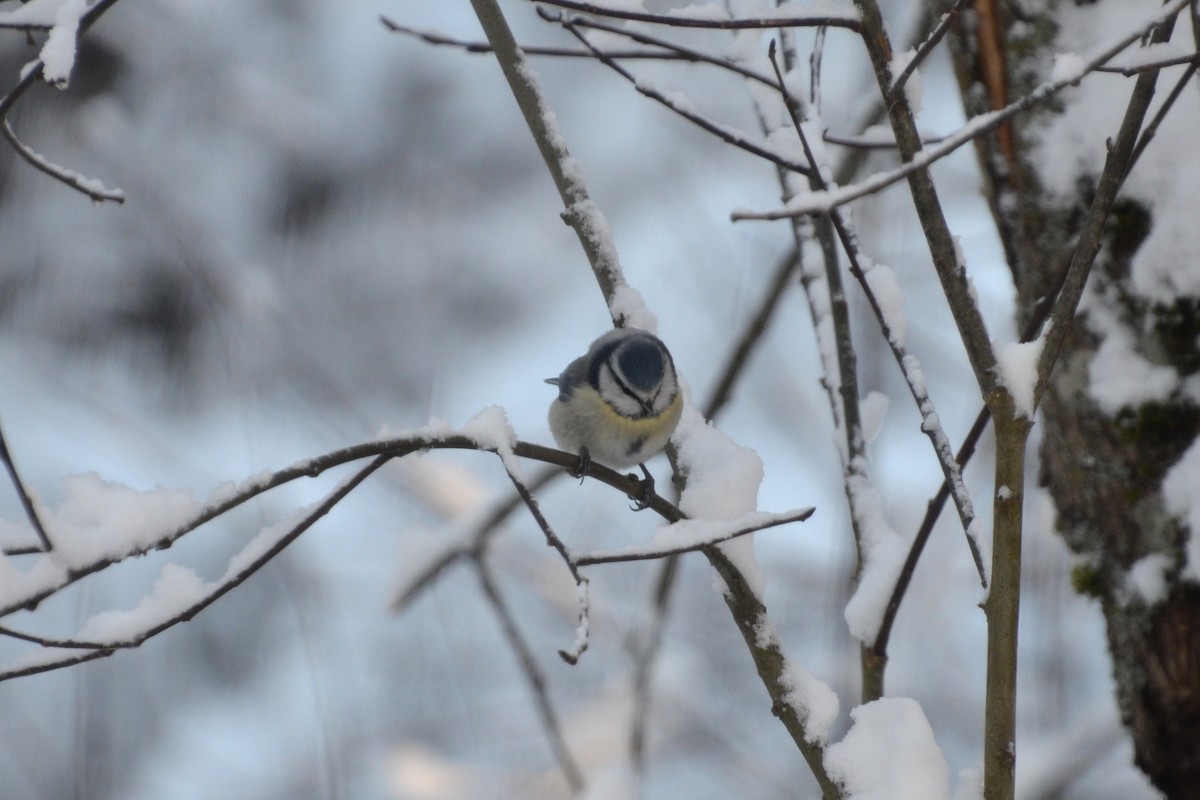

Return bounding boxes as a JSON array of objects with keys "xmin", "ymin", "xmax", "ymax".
[{"xmin": 546, "ymin": 327, "xmax": 683, "ymax": 509}]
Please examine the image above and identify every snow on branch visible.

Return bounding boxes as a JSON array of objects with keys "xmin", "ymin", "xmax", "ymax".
[
  {"xmin": 731, "ymin": 0, "xmax": 1192, "ymax": 221},
  {"xmin": 764, "ymin": 42, "xmax": 988, "ymax": 591},
  {"xmin": 0, "ymin": 407, "xmax": 814, "ymax": 681},
  {"xmin": 1, "ymin": 120, "xmax": 125, "ymax": 203}
]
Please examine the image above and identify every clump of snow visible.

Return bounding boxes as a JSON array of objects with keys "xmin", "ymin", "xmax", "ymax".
[
  {"xmin": 77, "ymin": 563, "xmax": 208, "ymax": 644},
  {"xmin": 995, "ymin": 338, "xmax": 1044, "ymax": 419},
  {"xmin": 40, "ymin": 0, "xmax": 87, "ymax": 88},
  {"xmin": 673, "ymin": 407, "xmax": 767, "ymax": 600},
  {"xmin": 1086, "ymin": 323, "xmax": 1178, "ymax": 414},
  {"xmin": 1125, "ymin": 553, "xmax": 1172, "ymax": 605},
  {"xmin": 889, "ymin": 47, "xmax": 923, "ymax": 115},
  {"xmin": 39, "ymin": 473, "xmax": 202, "ymax": 569},
  {"xmin": 460, "ymin": 405, "xmax": 518, "ymax": 472},
  {"xmin": 863, "ymin": 262, "xmax": 907, "ymax": 346},
  {"xmin": 779, "ymin": 657, "xmax": 840, "ymax": 745},
  {"xmin": 1050, "ymin": 52, "xmax": 1087, "ymax": 84},
  {"xmin": 825, "ymin": 698, "xmax": 951, "ymax": 800},
  {"xmin": 609, "ymin": 283, "xmax": 657, "ymax": 332},
  {"xmin": 843, "ymin": 470, "xmax": 907, "ymax": 642},
  {"xmin": 1162, "ymin": 439, "xmax": 1200, "ymax": 581}
]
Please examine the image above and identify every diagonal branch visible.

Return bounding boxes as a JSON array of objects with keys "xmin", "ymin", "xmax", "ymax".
[
  {"xmin": 0, "ymin": 415, "xmax": 52, "ymax": 554},
  {"xmin": 475, "ymin": 558, "xmax": 585, "ymax": 792},
  {"xmin": 1032, "ymin": 11, "xmax": 1182, "ymax": 409},
  {"xmin": 550, "ymin": 10, "xmax": 814, "ymax": 178},
  {"xmin": 767, "ymin": 41, "xmax": 987, "ymax": 585}
]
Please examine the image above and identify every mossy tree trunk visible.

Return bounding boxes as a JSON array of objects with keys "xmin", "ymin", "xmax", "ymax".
[{"xmin": 941, "ymin": 1, "xmax": 1200, "ymax": 796}]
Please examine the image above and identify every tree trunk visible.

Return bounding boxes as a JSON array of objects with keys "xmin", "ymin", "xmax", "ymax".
[{"xmin": 942, "ymin": 1, "xmax": 1200, "ymax": 795}]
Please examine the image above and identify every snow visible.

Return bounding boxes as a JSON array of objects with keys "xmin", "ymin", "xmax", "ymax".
[
  {"xmin": 863, "ymin": 262, "xmax": 906, "ymax": 346},
  {"xmin": 843, "ymin": 469, "xmax": 907, "ymax": 642},
  {"xmin": 673, "ymin": 407, "xmax": 768, "ymax": 600},
  {"xmin": 995, "ymin": 338, "xmax": 1044, "ymax": 419},
  {"xmin": 459, "ymin": 405, "xmax": 519, "ymax": 473},
  {"xmin": 889, "ymin": 47, "xmax": 923, "ymax": 115},
  {"xmin": 560, "ymin": 578, "xmax": 590, "ymax": 663},
  {"xmin": 36, "ymin": 473, "xmax": 201, "ymax": 569},
  {"xmin": 0, "ymin": 0, "xmax": 70, "ymax": 28},
  {"xmin": 1125, "ymin": 553, "xmax": 1171, "ymax": 605},
  {"xmin": 1050, "ymin": 52, "xmax": 1087, "ymax": 84},
  {"xmin": 1162, "ymin": 439, "xmax": 1200, "ymax": 581},
  {"xmin": 779, "ymin": 656, "xmax": 840, "ymax": 745},
  {"xmin": 39, "ymin": 0, "xmax": 87, "ymax": 88},
  {"xmin": 76, "ymin": 563, "xmax": 207, "ymax": 643},
  {"xmin": 826, "ymin": 698, "xmax": 951, "ymax": 800},
  {"xmin": 1086, "ymin": 317, "xmax": 1178, "ymax": 414}
]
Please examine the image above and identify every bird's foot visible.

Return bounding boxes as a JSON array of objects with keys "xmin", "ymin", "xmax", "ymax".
[
  {"xmin": 572, "ymin": 447, "xmax": 592, "ymax": 483},
  {"xmin": 628, "ymin": 463, "xmax": 656, "ymax": 511}
]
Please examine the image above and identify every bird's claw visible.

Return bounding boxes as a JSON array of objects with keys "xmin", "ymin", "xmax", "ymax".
[
  {"xmin": 572, "ymin": 447, "xmax": 592, "ymax": 483},
  {"xmin": 628, "ymin": 463, "xmax": 655, "ymax": 511}
]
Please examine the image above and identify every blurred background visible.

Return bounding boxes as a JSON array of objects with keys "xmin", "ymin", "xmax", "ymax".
[{"xmin": 0, "ymin": 1, "xmax": 1163, "ymax": 798}]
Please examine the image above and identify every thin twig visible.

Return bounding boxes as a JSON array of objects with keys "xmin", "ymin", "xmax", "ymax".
[
  {"xmin": 871, "ymin": 243, "xmax": 1076, "ymax": 659},
  {"xmin": 703, "ymin": 247, "xmax": 799, "ymax": 420},
  {"xmin": 0, "ymin": 415, "xmax": 52, "ymax": 553},
  {"xmin": 575, "ymin": 508, "xmax": 814, "ymax": 566},
  {"xmin": 475, "ymin": 558, "xmax": 586, "ymax": 792},
  {"xmin": 380, "ymin": 16, "xmax": 681, "ymax": 60},
  {"xmin": 887, "ymin": 0, "xmax": 971, "ymax": 100},
  {"xmin": 768, "ymin": 40, "xmax": 987, "ymax": 584},
  {"xmin": 390, "ymin": 464, "xmax": 558, "ymax": 613},
  {"xmin": 531, "ymin": 0, "xmax": 862, "ymax": 32},
  {"xmin": 562, "ymin": 13, "xmax": 778, "ymax": 87},
  {"xmin": 501, "ymin": 463, "xmax": 591, "ymax": 664},
  {"xmin": 1095, "ymin": 53, "xmax": 1199, "ymax": 76},
  {"xmin": 1128, "ymin": 61, "xmax": 1197, "ymax": 171},
  {"xmin": 1, "ymin": 120, "xmax": 125, "ymax": 204},
  {"xmin": 628, "ymin": 553, "xmax": 679, "ymax": 776},
  {"xmin": 551, "ymin": 10, "xmax": 814, "ymax": 178}
]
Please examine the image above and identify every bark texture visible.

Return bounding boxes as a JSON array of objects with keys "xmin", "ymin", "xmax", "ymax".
[{"xmin": 942, "ymin": 1, "xmax": 1200, "ymax": 795}]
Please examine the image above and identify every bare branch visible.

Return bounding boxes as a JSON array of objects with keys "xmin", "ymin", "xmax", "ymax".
[
  {"xmin": 531, "ymin": 0, "xmax": 861, "ymax": 32},
  {"xmin": 390, "ymin": 464, "xmax": 559, "ymax": 613},
  {"xmin": 575, "ymin": 507, "xmax": 814, "ymax": 566},
  {"xmin": 475, "ymin": 559, "xmax": 585, "ymax": 792},
  {"xmin": 0, "ymin": 415, "xmax": 52, "ymax": 554},
  {"xmin": 500, "ymin": 462, "xmax": 591, "ymax": 664},
  {"xmin": 550, "ymin": 11, "xmax": 814, "ymax": 178},
  {"xmin": 380, "ymin": 15, "xmax": 680, "ymax": 60}
]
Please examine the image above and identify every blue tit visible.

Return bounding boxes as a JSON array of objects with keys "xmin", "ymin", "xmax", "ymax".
[{"xmin": 546, "ymin": 328, "xmax": 683, "ymax": 506}]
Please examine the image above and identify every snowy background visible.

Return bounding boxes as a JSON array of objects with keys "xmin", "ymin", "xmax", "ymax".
[{"xmin": 0, "ymin": 0, "xmax": 1176, "ymax": 798}]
